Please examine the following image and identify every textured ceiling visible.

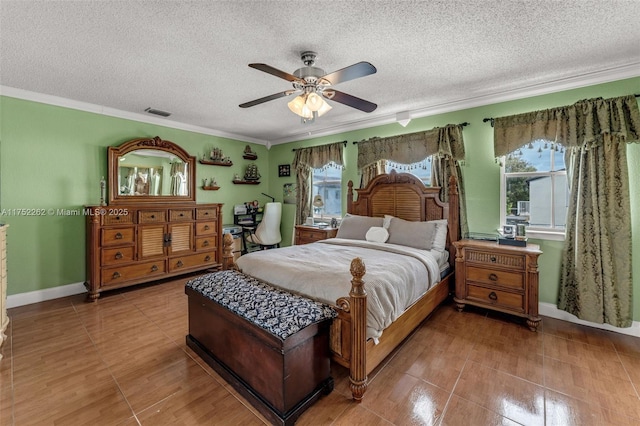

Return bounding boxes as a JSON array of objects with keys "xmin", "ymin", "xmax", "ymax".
[{"xmin": 1, "ymin": 1, "xmax": 639, "ymax": 145}]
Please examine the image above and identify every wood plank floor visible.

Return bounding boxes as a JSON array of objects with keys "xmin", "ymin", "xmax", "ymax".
[{"xmin": 1, "ymin": 275, "xmax": 639, "ymax": 425}]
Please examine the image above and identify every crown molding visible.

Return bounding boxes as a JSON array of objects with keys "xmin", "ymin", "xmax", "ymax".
[
  {"xmin": 2, "ymin": 62, "xmax": 639, "ymax": 146},
  {"xmin": 268, "ymin": 62, "xmax": 640, "ymax": 145},
  {"xmin": 0, "ymin": 86, "xmax": 268, "ymax": 145}
]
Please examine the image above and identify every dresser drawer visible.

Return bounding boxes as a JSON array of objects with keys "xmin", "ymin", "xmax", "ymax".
[
  {"xmin": 466, "ymin": 266, "xmax": 524, "ymax": 290},
  {"xmin": 169, "ymin": 251, "xmax": 217, "ymax": 272},
  {"xmin": 101, "ymin": 247, "xmax": 135, "ymax": 266},
  {"xmin": 195, "ymin": 221, "xmax": 217, "ymax": 236},
  {"xmin": 101, "ymin": 227, "xmax": 135, "ymax": 246},
  {"xmin": 103, "ymin": 212, "xmax": 133, "ymax": 225},
  {"xmin": 138, "ymin": 210, "xmax": 166, "ymax": 223},
  {"xmin": 195, "ymin": 236, "xmax": 217, "ymax": 251},
  {"xmin": 170, "ymin": 209, "xmax": 193, "ymax": 222},
  {"xmin": 467, "ymin": 285, "xmax": 525, "ymax": 313},
  {"xmin": 466, "ymin": 249, "xmax": 526, "ymax": 271},
  {"xmin": 101, "ymin": 261, "xmax": 166, "ymax": 287},
  {"xmin": 196, "ymin": 208, "xmax": 218, "ymax": 220}
]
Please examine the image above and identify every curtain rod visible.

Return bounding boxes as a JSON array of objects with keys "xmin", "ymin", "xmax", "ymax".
[
  {"xmin": 351, "ymin": 122, "xmax": 470, "ymax": 144},
  {"xmin": 291, "ymin": 140, "xmax": 347, "ymax": 152},
  {"xmin": 483, "ymin": 94, "xmax": 640, "ymax": 127}
]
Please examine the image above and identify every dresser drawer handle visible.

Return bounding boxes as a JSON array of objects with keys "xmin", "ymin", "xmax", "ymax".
[
  {"xmin": 151, "ymin": 265, "xmax": 158, "ymax": 272},
  {"xmin": 115, "ymin": 216, "xmax": 120, "ymax": 221},
  {"xmin": 204, "ymin": 225, "xmax": 210, "ymax": 230},
  {"xmin": 488, "ymin": 291, "xmax": 498, "ymax": 301},
  {"xmin": 150, "ymin": 214, "xmax": 155, "ymax": 219},
  {"xmin": 202, "ymin": 240, "xmax": 209, "ymax": 247},
  {"xmin": 203, "ymin": 211, "xmax": 209, "ymax": 216},
  {"xmin": 114, "ymin": 251, "xmax": 123, "ymax": 260},
  {"xmin": 490, "ymin": 256, "xmax": 497, "ymax": 262},
  {"xmin": 179, "ymin": 213, "xmax": 184, "ymax": 217},
  {"xmin": 115, "ymin": 232, "xmax": 123, "ymax": 240},
  {"xmin": 489, "ymin": 273, "xmax": 498, "ymax": 281},
  {"xmin": 112, "ymin": 271, "xmax": 121, "ymax": 279},
  {"xmin": 204, "ymin": 255, "xmax": 211, "ymax": 262},
  {"xmin": 176, "ymin": 260, "xmax": 184, "ymax": 268}
]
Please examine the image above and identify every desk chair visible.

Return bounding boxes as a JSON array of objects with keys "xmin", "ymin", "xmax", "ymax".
[{"xmin": 245, "ymin": 202, "xmax": 282, "ymax": 250}]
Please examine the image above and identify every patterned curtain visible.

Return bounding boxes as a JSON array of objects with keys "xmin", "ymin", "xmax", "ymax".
[
  {"xmin": 356, "ymin": 124, "xmax": 467, "ymax": 234},
  {"xmin": 291, "ymin": 142, "xmax": 345, "ymax": 226},
  {"xmin": 360, "ymin": 159, "xmax": 386, "ymax": 188},
  {"xmin": 494, "ymin": 95, "xmax": 640, "ymax": 327}
]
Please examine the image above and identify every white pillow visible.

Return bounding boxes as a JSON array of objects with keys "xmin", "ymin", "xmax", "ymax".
[
  {"xmin": 365, "ymin": 226, "xmax": 389, "ymax": 243},
  {"xmin": 430, "ymin": 219, "xmax": 448, "ymax": 252}
]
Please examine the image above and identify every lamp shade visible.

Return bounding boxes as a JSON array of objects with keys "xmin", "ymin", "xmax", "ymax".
[{"xmin": 312, "ymin": 194, "xmax": 324, "ymax": 208}]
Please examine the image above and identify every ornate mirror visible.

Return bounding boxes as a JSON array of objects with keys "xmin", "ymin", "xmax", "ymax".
[{"xmin": 108, "ymin": 136, "xmax": 196, "ymax": 204}]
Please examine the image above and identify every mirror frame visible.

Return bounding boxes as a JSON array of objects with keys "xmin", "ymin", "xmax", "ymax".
[{"xmin": 108, "ymin": 136, "xmax": 196, "ymax": 204}]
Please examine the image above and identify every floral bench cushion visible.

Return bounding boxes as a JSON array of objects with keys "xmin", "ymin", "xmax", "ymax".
[{"xmin": 186, "ymin": 270, "xmax": 337, "ymax": 341}]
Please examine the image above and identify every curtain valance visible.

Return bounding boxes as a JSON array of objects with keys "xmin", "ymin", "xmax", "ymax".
[
  {"xmin": 493, "ymin": 95, "xmax": 640, "ymax": 157},
  {"xmin": 292, "ymin": 141, "xmax": 344, "ymax": 170},
  {"xmin": 356, "ymin": 124, "xmax": 466, "ymax": 170}
]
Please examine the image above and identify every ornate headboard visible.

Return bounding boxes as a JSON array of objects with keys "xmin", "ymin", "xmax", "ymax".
[{"xmin": 347, "ymin": 170, "xmax": 460, "ymax": 267}]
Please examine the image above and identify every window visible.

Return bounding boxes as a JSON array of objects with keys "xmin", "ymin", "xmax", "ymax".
[
  {"xmin": 501, "ymin": 139, "xmax": 568, "ymax": 238},
  {"xmin": 311, "ymin": 162, "xmax": 342, "ymax": 221},
  {"xmin": 385, "ymin": 158, "xmax": 432, "ymax": 186}
]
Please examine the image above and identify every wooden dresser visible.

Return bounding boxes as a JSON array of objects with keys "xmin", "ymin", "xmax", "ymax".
[
  {"xmin": 453, "ymin": 239, "xmax": 542, "ymax": 331},
  {"xmin": 294, "ymin": 225, "xmax": 338, "ymax": 245},
  {"xmin": 85, "ymin": 203, "xmax": 222, "ymax": 301},
  {"xmin": 0, "ymin": 224, "xmax": 7, "ymax": 359}
]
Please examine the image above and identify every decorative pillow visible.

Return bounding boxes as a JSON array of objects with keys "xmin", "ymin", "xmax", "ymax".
[
  {"xmin": 387, "ymin": 217, "xmax": 438, "ymax": 250},
  {"xmin": 365, "ymin": 226, "xmax": 389, "ymax": 243},
  {"xmin": 336, "ymin": 214, "xmax": 384, "ymax": 240},
  {"xmin": 430, "ymin": 219, "xmax": 448, "ymax": 252}
]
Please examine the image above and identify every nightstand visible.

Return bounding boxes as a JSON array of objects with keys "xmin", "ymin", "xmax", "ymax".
[
  {"xmin": 294, "ymin": 225, "xmax": 338, "ymax": 245},
  {"xmin": 453, "ymin": 239, "xmax": 543, "ymax": 331}
]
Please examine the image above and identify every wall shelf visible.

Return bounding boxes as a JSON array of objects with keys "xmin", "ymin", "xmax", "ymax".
[
  {"xmin": 242, "ymin": 153, "xmax": 258, "ymax": 160},
  {"xmin": 232, "ymin": 180, "xmax": 260, "ymax": 185},
  {"xmin": 202, "ymin": 186, "xmax": 220, "ymax": 191},
  {"xmin": 200, "ymin": 159, "xmax": 233, "ymax": 167}
]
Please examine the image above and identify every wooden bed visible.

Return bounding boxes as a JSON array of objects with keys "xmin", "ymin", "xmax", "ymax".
[{"xmin": 221, "ymin": 170, "xmax": 460, "ymax": 401}]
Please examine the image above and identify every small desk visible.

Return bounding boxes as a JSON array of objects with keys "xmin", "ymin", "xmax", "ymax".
[{"xmin": 234, "ymin": 212, "xmax": 262, "ymax": 254}]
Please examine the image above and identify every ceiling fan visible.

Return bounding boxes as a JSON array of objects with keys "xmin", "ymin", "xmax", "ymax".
[{"xmin": 239, "ymin": 51, "xmax": 377, "ymax": 122}]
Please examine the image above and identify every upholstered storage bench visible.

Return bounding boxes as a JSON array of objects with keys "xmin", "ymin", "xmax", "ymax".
[{"xmin": 185, "ymin": 270, "xmax": 337, "ymax": 426}]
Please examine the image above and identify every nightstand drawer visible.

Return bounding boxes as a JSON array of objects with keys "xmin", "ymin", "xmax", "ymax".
[
  {"xmin": 467, "ymin": 285, "xmax": 525, "ymax": 313},
  {"xmin": 466, "ymin": 266, "xmax": 524, "ymax": 290},
  {"xmin": 298, "ymin": 229, "xmax": 326, "ymax": 241},
  {"xmin": 466, "ymin": 249, "xmax": 525, "ymax": 270}
]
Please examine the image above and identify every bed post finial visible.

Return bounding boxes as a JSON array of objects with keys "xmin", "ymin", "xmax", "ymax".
[
  {"xmin": 349, "ymin": 257, "xmax": 367, "ymax": 401},
  {"xmin": 222, "ymin": 233, "xmax": 237, "ymax": 271},
  {"xmin": 347, "ymin": 180, "xmax": 354, "ymax": 214}
]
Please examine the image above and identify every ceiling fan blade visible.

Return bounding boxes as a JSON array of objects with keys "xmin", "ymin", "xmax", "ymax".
[
  {"xmin": 319, "ymin": 62, "xmax": 377, "ymax": 86},
  {"xmin": 248, "ymin": 63, "xmax": 304, "ymax": 83},
  {"xmin": 239, "ymin": 90, "xmax": 296, "ymax": 108},
  {"xmin": 323, "ymin": 90, "xmax": 377, "ymax": 113}
]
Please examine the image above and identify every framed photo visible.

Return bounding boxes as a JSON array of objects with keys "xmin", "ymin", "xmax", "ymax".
[{"xmin": 278, "ymin": 164, "xmax": 291, "ymax": 177}]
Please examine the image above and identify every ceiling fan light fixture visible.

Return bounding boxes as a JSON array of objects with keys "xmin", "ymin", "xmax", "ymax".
[
  {"xmin": 306, "ymin": 92, "xmax": 323, "ymax": 111},
  {"xmin": 316, "ymin": 99, "xmax": 332, "ymax": 117}
]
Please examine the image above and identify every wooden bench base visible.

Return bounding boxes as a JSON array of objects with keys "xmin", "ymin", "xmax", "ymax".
[
  {"xmin": 185, "ymin": 272, "xmax": 335, "ymax": 425},
  {"xmin": 186, "ymin": 335, "xmax": 333, "ymax": 426}
]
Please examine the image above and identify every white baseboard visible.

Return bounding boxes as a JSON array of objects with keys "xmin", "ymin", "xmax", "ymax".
[
  {"xmin": 7, "ymin": 282, "xmax": 86, "ymax": 309},
  {"xmin": 539, "ymin": 302, "xmax": 640, "ymax": 338}
]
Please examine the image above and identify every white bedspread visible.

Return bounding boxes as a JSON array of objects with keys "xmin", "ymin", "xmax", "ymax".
[{"xmin": 235, "ymin": 238, "xmax": 441, "ymax": 339}]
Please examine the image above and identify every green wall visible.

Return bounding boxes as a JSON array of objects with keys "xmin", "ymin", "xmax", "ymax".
[
  {"xmin": 0, "ymin": 97, "xmax": 267, "ymax": 295},
  {"xmin": 266, "ymin": 77, "xmax": 640, "ymax": 321},
  {"xmin": 1, "ymin": 77, "xmax": 638, "ymax": 322}
]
